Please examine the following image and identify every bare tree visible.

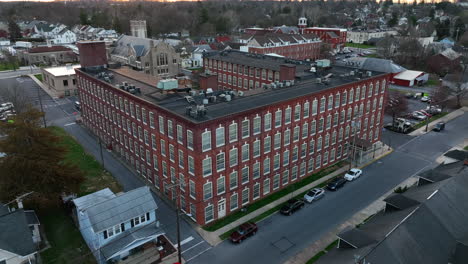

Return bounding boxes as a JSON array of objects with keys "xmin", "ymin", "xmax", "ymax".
[
  {"xmin": 0, "ymin": 82, "xmax": 33, "ymax": 114},
  {"xmin": 377, "ymin": 36, "xmax": 396, "ymax": 59},
  {"xmin": 431, "ymin": 86, "xmax": 450, "ymax": 111},
  {"xmin": 385, "ymin": 91, "xmax": 408, "ymax": 126}
]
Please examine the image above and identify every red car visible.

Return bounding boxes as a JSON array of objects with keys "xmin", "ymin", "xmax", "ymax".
[{"xmin": 229, "ymin": 222, "xmax": 258, "ymax": 243}]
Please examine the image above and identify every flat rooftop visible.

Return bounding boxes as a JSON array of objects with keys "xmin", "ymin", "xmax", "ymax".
[
  {"xmin": 44, "ymin": 65, "xmax": 81, "ymax": 76},
  {"xmin": 79, "ymin": 63, "xmax": 386, "ymax": 124}
]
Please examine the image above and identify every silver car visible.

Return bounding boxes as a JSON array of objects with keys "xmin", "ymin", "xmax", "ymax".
[{"xmin": 303, "ymin": 188, "xmax": 325, "ymax": 203}]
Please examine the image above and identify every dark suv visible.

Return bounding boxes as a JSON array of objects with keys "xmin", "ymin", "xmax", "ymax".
[
  {"xmin": 229, "ymin": 222, "xmax": 258, "ymax": 243},
  {"xmin": 280, "ymin": 198, "xmax": 305, "ymax": 216},
  {"xmin": 327, "ymin": 177, "xmax": 347, "ymax": 191}
]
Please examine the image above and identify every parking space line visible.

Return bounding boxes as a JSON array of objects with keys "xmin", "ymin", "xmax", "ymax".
[
  {"xmin": 181, "ymin": 241, "xmax": 204, "ymax": 254},
  {"xmin": 64, "ymin": 123, "xmax": 76, "ymax": 127},
  {"xmin": 185, "ymin": 246, "xmax": 212, "ymax": 262},
  {"xmin": 175, "ymin": 236, "xmax": 194, "ymax": 248}
]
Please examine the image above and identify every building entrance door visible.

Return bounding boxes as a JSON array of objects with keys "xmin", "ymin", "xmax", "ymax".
[{"xmin": 218, "ymin": 199, "xmax": 226, "ymax": 218}]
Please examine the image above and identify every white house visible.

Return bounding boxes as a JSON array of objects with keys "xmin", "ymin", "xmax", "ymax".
[
  {"xmin": 73, "ymin": 187, "xmax": 165, "ymax": 264},
  {"xmin": 347, "ymin": 30, "xmax": 398, "ymax": 44},
  {"xmin": 52, "ymin": 28, "xmax": 77, "ymax": 44}
]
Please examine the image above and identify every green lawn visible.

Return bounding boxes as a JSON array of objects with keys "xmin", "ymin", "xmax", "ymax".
[
  {"xmin": 38, "ymin": 127, "xmax": 122, "ymax": 263},
  {"xmin": 346, "ymin": 43, "xmax": 374, "ymax": 49},
  {"xmin": 464, "ymin": 145, "xmax": 468, "ymax": 150},
  {"xmin": 38, "ymin": 207, "xmax": 96, "ymax": 264},
  {"xmin": 425, "ymin": 79, "xmax": 439, "ymax": 86},
  {"xmin": 49, "ymin": 126, "xmax": 122, "ymax": 195},
  {"xmin": 206, "ymin": 161, "xmax": 345, "ymax": 233},
  {"xmin": 34, "ymin": 74, "xmax": 43, "ymax": 82},
  {"xmin": 0, "ymin": 62, "xmax": 19, "ymax": 71}
]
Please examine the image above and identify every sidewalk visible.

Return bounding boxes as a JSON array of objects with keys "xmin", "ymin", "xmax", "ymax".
[
  {"xmin": 197, "ymin": 145, "xmax": 393, "ymax": 246},
  {"xmin": 28, "ymin": 73, "xmax": 60, "ymax": 99},
  {"xmin": 284, "ymin": 174, "xmax": 418, "ymax": 264},
  {"xmin": 409, "ymin": 107, "xmax": 468, "ymax": 136}
]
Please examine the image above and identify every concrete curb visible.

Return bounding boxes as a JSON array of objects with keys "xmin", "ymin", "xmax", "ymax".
[{"xmin": 409, "ymin": 107, "xmax": 468, "ymax": 136}]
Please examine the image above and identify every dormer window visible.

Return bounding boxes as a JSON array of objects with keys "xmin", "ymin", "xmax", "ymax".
[{"xmin": 103, "ymin": 224, "xmax": 124, "ymax": 239}]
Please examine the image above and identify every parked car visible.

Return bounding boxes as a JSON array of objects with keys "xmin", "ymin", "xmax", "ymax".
[
  {"xmin": 75, "ymin": 101, "xmax": 81, "ymax": 111},
  {"xmin": 426, "ymin": 106, "xmax": 442, "ymax": 114},
  {"xmin": 303, "ymin": 188, "xmax": 325, "ymax": 203},
  {"xmin": 405, "ymin": 93, "xmax": 414, "ymax": 99},
  {"xmin": 0, "ymin": 102, "xmax": 13, "ymax": 108},
  {"xmin": 411, "ymin": 112, "xmax": 427, "ymax": 120},
  {"xmin": 327, "ymin": 177, "xmax": 347, "ymax": 191},
  {"xmin": 418, "ymin": 110, "xmax": 432, "ymax": 117},
  {"xmin": 433, "ymin": 122, "xmax": 445, "ymax": 132},
  {"xmin": 344, "ymin": 168, "xmax": 363, "ymax": 181},
  {"xmin": 280, "ymin": 199, "xmax": 305, "ymax": 215},
  {"xmin": 229, "ymin": 222, "xmax": 258, "ymax": 243},
  {"xmin": 421, "ymin": 96, "xmax": 430, "ymax": 102}
]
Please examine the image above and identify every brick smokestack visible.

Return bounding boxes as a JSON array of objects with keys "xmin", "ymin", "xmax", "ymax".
[
  {"xmin": 280, "ymin": 64, "xmax": 296, "ymax": 82},
  {"xmin": 77, "ymin": 41, "xmax": 108, "ymax": 68}
]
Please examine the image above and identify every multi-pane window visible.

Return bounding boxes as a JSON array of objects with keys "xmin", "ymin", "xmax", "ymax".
[
  {"xmin": 253, "ymin": 162, "xmax": 260, "ymax": 179},
  {"xmin": 293, "ymin": 126, "xmax": 300, "ymax": 142},
  {"xmin": 273, "ymin": 153, "xmax": 280, "ymax": 170},
  {"xmin": 318, "ymin": 118, "xmax": 324, "ymax": 132},
  {"xmin": 202, "ymin": 131, "xmax": 211, "ymax": 152},
  {"xmin": 177, "ymin": 125, "xmax": 183, "ymax": 143},
  {"xmin": 317, "ymin": 136, "xmax": 323, "ymax": 151},
  {"xmin": 284, "ymin": 129, "xmax": 291, "ymax": 146},
  {"xmin": 361, "ymin": 85, "xmax": 366, "ymax": 100},
  {"xmin": 326, "ymin": 115, "xmax": 331, "ymax": 130},
  {"xmin": 303, "ymin": 101, "xmax": 310, "ymax": 118},
  {"xmin": 242, "ymin": 188, "xmax": 249, "ymax": 205},
  {"xmin": 167, "ymin": 120, "xmax": 173, "ymax": 138},
  {"xmin": 320, "ymin": 97, "xmax": 326, "ymax": 113},
  {"xmin": 312, "ymin": 99, "xmax": 318, "ymax": 115},
  {"xmin": 216, "ymin": 127, "xmax": 225, "ymax": 147},
  {"xmin": 274, "ymin": 133, "xmax": 282, "ymax": 149},
  {"xmin": 187, "ymin": 130, "xmax": 193, "ymax": 150},
  {"xmin": 325, "ymin": 133, "xmax": 330, "ymax": 148},
  {"xmin": 217, "ymin": 176, "xmax": 225, "ymax": 195},
  {"xmin": 285, "ymin": 107, "xmax": 291, "ymax": 124},
  {"xmin": 328, "ymin": 95, "xmax": 333, "ymax": 110},
  {"xmin": 229, "ymin": 148, "xmax": 238, "ymax": 167},
  {"xmin": 264, "ymin": 136, "xmax": 271, "ymax": 153},
  {"xmin": 283, "ymin": 150, "xmax": 290, "ymax": 166},
  {"xmin": 311, "ymin": 120, "xmax": 316, "ymax": 135},
  {"xmin": 230, "ymin": 193, "xmax": 238, "ymax": 211},
  {"xmin": 253, "ymin": 140, "xmax": 260, "ymax": 157},
  {"xmin": 333, "ymin": 112, "xmax": 338, "ymax": 126},
  {"xmin": 203, "ymin": 182, "xmax": 212, "ymax": 201},
  {"xmin": 253, "ymin": 116, "xmax": 261, "ymax": 135},
  {"xmin": 263, "ymin": 157, "xmax": 270, "ymax": 175},
  {"xmin": 229, "ymin": 123, "xmax": 238, "ymax": 142},
  {"xmin": 349, "ymin": 89, "xmax": 354, "ymax": 103},
  {"xmin": 202, "ymin": 157, "xmax": 212, "ymax": 177},
  {"xmin": 275, "ymin": 110, "xmax": 282, "ymax": 127},
  {"xmin": 264, "ymin": 113, "xmax": 272, "ymax": 131},
  {"xmin": 241, "ymin": 167, "xmax": 249, "ymax": 184},
  {"xmin": 292, "ymin": 146, "xmax": 298, "ymax": 162},
  {"xmin": 242, "ymin": 119, "xmax": 250, "ymax": 138},
  {"xmin": 335, "ymin": 93, "xmax": 340, "ymax": 108},
  {"xmin": 263, "ymin": 179, "xmax": 270, "ymax": 195},
  {"xmin": 149, "ymin": 112, "xmax": 155, "ymax": 128},
  {"xmin": 253, "ymin": 183, "xmax": 260, "ymax": 200},
  {"xmin": 230, "ymin": 171, "xmax": 238, "ymax": 190},
  {"xmin": 342, "ymin": 91, "xmax": 347, "ymax": 106},
  {"xmin": 178, "ymin": 150, "xmax": 185, "ymax": 168},
  {"xmin": 282, "ymin": 170, "xmax": 289, "ymax": 185},
  {"xmin": 316, "ymin": 154, "xmax": 322, "ymax": 169},
  {"xmin": 216, "ymin": 152, "xmax": 225, "ymax": 171},
  {"xmin": 302, "ymin": 123, "xmax": 309, "ymax": 138},
  {"xmin": 188, "ymin": 156, "xmax": 195, "ymax": 175},
  {"xmin": 355, "ymin": 87, "xmax": 360, "ymax": 102},
  {"xmin": 273, "ymin": 174, "xmax": 280, "ymax": 189},
  {"xmin": 242, "ymin": 144, "xmax": 250, "ymax": 161},
  {"xmin": 294, "ymin": 105, "xmax": 301, "ymax": 121},
  {"xmin": 205, "ymin": 204, "xmax": 213, "ymax": 223}
]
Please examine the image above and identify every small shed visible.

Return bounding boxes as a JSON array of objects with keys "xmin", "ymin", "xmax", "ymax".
[{"xmin": 392, "ymin": 70, "xmax": 428, "ymax": 87}]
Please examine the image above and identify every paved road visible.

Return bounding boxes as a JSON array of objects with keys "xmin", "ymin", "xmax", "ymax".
[
  {"xmin": 0, "ymin": 77, "xmax": 212, "ymax": 262},
  {"xmin": 4, "ymin": 76, "xmax": 467, "ymax": 264},
  {"xmin": 0, "ymin": 67, "xmax": 41, "ymax": 79},
  {"xmin": 189, "ymin": 112, "xmax": 468, "ymax": 264}
]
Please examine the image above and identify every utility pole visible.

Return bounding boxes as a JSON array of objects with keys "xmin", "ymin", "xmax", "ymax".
[
  {"xmin": 98, "ymin": 137, "xmax": 105, "ymax": 168},
  {"xmin": 167, "ymin": 180, "xmax": 183, "ymax": 264},
  {"xmin": 425, "ymin": 100, "xmax": 432, "ymax": 132},
  {"xmin": 456, "ymin": 28, "xmax": 460, "ymax": 42}
]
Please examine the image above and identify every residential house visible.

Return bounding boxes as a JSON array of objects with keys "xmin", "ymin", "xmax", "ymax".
[
  {"xmin": 347, "ymin": 29, "xmax": 398, "ymax": 44},
  {"xmin": 317, "ymin": 159, "xmax": 468, "ymax": 264},
  {"xmin": 72, "ymin": 187, "xmax": 165, "ymax": 264},
  {"xmin": 18, "ymin": 45, "xmax": 78, "ymax": 66},
  {"xmin": 427, "ymin": 48, "xmax": 462, "ymax": 75},
  {"xmin": 192, "ymin": 44, "xmax": 212, "ymax": 67},
  {"xmin": 0, "ymin": 204, "xmax": 41, "ymax": 264},
  {"xmin": 110, "ymin": 35, "xmax": 181, "ymax": 78},
  {"xmin": 442, "ymin": 72, "xmax": 468, "ymax": 91},
  {"xmin": 51, "ymin": 28, "xmax": 77, "ymax": 44}
]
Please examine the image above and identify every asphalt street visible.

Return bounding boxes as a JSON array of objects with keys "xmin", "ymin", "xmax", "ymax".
[
  {"xmin": 1, "ymin": 75, "xmax": 467, "ymax": 264},
  {"xmin": 0, "ymin": 66, "xmax": 41, "ymax": 79}
]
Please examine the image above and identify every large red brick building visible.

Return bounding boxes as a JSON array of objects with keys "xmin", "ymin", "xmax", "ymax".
[
  {"xmin": 76, "ymin": 42, "xmax": 389, "ymax": 226},
  {"xmin": 302, "ymin": 27, "xmax": 347, "ymax": 49},
  {"xmin": 239, "ymin": 33, "xmax": 321, "ymax": 60}
]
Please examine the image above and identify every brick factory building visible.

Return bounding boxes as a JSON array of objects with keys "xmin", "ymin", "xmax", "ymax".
[
  {"xmin": 76, "ymin": 42, "xmax": 389, "ymax": 226},
  {"xmin": 298, "ymin": 18, "xmax": 347, "ymax": 50},
  {"xmin": 238, "ymin": 33, "xmax": 321, "ymax": 60}
]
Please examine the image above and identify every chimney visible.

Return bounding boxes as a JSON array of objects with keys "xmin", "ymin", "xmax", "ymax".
[
  {"xmin": 77, "ymin": 41, "xmax": 108, "ymax": 68},
  {"xmin": 280, "ymin": 64, "xmax": 296, "ymax": 82}
]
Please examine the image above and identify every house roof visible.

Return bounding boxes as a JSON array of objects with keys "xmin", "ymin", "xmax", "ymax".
[
  {"xmin": 0, "ymin": 209, "xmax": 37, "ymax": 256},
  {"xmin": 0, "ymin": 203, "xmax": 9, "ymax": 216},
  {"xmin": 346, "ymin": 57, "xmax": 406, "ymax": 73},
  {"xmin": 449, "ymin": 240, "xmax": 468, "ymax": 264},
  {"xmin": 28, "ymin": 46, "xmax": 72, "ymax": 53},
  {"xmin": 444, "ymin": 150, "xmax": 468, "ymax": 161},
  {"xmin": 337, "ymin": 227, "xmax": 377, "ymax": 248},
  {"xmin": 393, "ymin": 70, "xmax": 425, "ymax": 81},
  {"xmin": 24, "ymin": 210, "xmax": 40, "ymax": 226},
  {"xmin": 78, "ymin": 186, "xmax": 157, "ymax": 233},
  {"xmin": 43, "ymin": 65, "xmax": 81, "ymax": 77},
  {"xmin": 112, "ymin": 35, "xmax": 177, "ymax": 59},
  {"xmin": 383, "ymin": 193, "xmax": 420, "ymax": 210},
  {"xmin": 36, "ymin": 23, "xmax": 54, "ymax": 32},
  {"xmin": 248, "ymin": 33, "xmax": 319, "ymax": 47},
  {"xmin": 73, "ymin": 188, "xmax": 116, "ymax": 211},
  {"xmin": 100, "ymin": 224, "xmax": 164, "ymax": 260},
  {"xmin": 440, "ymin": 48, "xmax": 461, "ymax": 61}
]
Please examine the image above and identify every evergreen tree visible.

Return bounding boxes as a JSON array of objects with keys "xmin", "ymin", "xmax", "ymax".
[
  {"xmin": 7, "ymin": 18, "xmax": 21, "ymax": 41},
  {"xmin": 0, "ymin": 108, "xmax": 84, "ymax": 204}
]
